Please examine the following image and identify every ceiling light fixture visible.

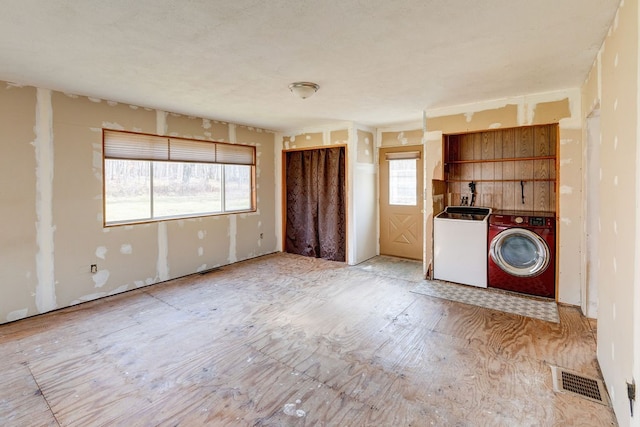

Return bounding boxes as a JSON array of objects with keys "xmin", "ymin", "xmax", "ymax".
[{"xmin": 289, "ymin": 82, "xmax": 319, "ymax": 99}]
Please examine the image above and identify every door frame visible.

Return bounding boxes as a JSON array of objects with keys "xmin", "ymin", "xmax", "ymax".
[{"xmin": 377, "ymin": 144, "xmax": 425, "ymax": 262}]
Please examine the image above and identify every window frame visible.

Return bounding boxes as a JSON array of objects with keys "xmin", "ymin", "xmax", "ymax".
[
  {"xmin": 385, "ymin": 150, "xmax": 420, "ymax": 207},
  {"xmin": 102, "ymin": 129, "xmax": 256, "ymax": 227}
]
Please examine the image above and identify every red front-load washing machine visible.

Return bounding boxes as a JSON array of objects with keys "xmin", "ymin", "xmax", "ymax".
[{"xmin": 488, "ymin": 211, "xmax": 556, "ymax": 298}]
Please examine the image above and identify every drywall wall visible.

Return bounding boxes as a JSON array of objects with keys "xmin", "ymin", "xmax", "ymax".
[
  {"xmin": 354, "ymin": 128, "xmax": 377, "ymax": 263},
  {"xmin": 0, "ymin": 81, "xmax": 277, "ymax": 324},
  {"xmin": 278, "ymin": 124, "xmax": 377, "ymax": 265},
  {"xmin": 581, "ymin": 0, "xmax": 638, "ymax": 424},
  {"xmin": 0, "ymin": 84, "xmax": 38, "ymax": 321},
  {"xmin": 282, "ymin": 132, "xmax": 324, "ymax": 149},
  {"xmin": 425, "ymin": 89, "xmax": 583, "ymax": 306},
  {"xmin": 379, "ymin": 129, "xmax": 423, "ymax": 147}
]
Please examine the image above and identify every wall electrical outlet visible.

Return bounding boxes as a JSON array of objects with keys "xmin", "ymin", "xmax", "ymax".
[{"xmin": 90, "ymin": 264, "xmax": 97, "ymax": 274}]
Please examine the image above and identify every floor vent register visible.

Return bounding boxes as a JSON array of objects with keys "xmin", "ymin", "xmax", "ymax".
[{"xmin": 551, "ymin": 366, "xmax": 610, "ymax": 406}]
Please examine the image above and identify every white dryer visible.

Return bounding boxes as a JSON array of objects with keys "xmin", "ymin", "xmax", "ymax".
[{"xmin": 433, "ymin": 206, "xmax": 492, "ymax": 287}]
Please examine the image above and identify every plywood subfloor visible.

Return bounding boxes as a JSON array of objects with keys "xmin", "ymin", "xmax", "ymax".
[{"xmin": 0, "ymin": 253, "xmax": 617, "ymax": 426}]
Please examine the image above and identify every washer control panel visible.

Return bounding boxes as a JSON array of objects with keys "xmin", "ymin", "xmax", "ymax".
[{"xmin": 489, "ymin": 211, "xmax": 555, "ymax": 228}]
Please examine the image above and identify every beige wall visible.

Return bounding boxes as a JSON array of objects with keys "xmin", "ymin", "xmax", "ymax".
[
  {"xmin": 379, "ymin": 129, "xmax": 423, "ymax": 147},
  {"xmin": 582, "ymin": 0, "xmax": 638, "ymax": 424},
  {"xmin": 0, "ymin": 81, "xmax": 277, "ymax": 324},
  {"xmin": 425, "ymin": 89, "xmax": 583, "ymax": 305},
  {"xmin": 0, "ymin": 85, "xmax": 38, "ymax": 321}
]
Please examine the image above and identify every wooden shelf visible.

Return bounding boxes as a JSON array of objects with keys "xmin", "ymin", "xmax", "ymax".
[
  {"xmin": 443, "ymin": 124, "xmax": 558, "ymax": 211},
  {"xmin": 445, "ymin": 155, "xmax": 556, "ymax": 165},
  {"xmin": 446, "ymin": 178, "xmax": 556, "ymax": 183}
]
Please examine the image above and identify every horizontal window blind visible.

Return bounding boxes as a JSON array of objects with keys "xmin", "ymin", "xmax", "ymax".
[
  {"xmin": 216, "ymin": 143, "xmax": 255, "ymax": 165},
  {"xmin": 104, "ymin": 130, "xmax": 255, "ymax": 165},
  {"xmin": 385, "ymin": 151, "xmax": 421, "ymax": 161},
  {"xmin": 103, "ymin": 131, "xmax": 168, "ymax": 160},
  {"xmin": 169, "ymin": 138, "xmax": 216, "ymax": 163}
]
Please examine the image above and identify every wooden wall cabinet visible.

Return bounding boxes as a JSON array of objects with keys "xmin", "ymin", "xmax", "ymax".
[{"xmin": 444, "ymin": 124, "xmax": 557, "ymax": 212}]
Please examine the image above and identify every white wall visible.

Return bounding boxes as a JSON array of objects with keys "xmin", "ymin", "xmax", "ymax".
[
  {"xmin": 352, "ymin": 126, "xmax": 378, "ymax": 264},
  {"xmin": 582, "ymin": 0, "xmax": 639, "ymax": 423}
]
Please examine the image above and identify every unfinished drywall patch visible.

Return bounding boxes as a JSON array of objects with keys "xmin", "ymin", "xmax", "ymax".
[
  {"xmin": 155, "ymin": 111, "xmax": 170, "ymax": 282},
  {"xmin": 7, "ymin": 308, "xmax": 28, "ymax": 322},
  {"xmin": 380, "ymin": 129, "xmax": 423, "ymax": 147},
  {"xmin": 102, "ymin": 121, "xmax": 124, "ymax": 131},
  {"xmin": 165, "ymin": 217, "xmax": 231, "ymax": 276},
  {"xmin": 228, "ymin": 216, "xmax": 238, "ymax": 263},
  {"xmin": 92, "ymin": 270, "xmax": 110, "ymax": 288},
  {"xmin": 283, "ymin": 132, "xmax": 323, "ymax": 149},
  {"xmin": 34, "ymin": 88, "xmax": 57, "ymax": 314},
  {"xmin": 560, "ymin": 186, "xmax": 573, "ymax": 194},
  {"xmin": 95, "ymin": 246, "xmax": 107, "ymax": 259},
  {"xmin": 0, "ymin": 82, "xmax": 38, "ymax": 323},
  {"xmin": 157, "ymin": 222, "xmax": 169, "ymax": 282},
  {"xmin": 157, "ymin": 110, "xmax": 167, "ymax": 135},
  {"xmin": 330, "ymin": 129, "xmax": 349, "ymax": 145},
  {"xmin": 91, "ymin": 140, "xmax": 102, "ymax": 182},
  {"xmin": 426, "ymin": 104, "xmax": 519, "ymax": 134},
  {"xmin": 532, "ymin": 99, "xmax": 572, "ymax": 124},
  {"xmin": 229, "ymin": 123, "xmax": 237, "ymax": 144},
  {"xmin": 165, "ymin": 113, "xmax": 229, "ymax": 141},
  {"xmin": 357, "ymin": 130, "xmax": 374, "ymax": 164}
]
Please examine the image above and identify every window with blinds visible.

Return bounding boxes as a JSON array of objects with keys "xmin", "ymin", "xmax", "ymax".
[{"xmin": 103, "ymin": 129, "xmax": 256, "ymax": 226}]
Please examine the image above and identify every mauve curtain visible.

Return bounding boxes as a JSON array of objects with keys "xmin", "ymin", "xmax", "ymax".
[{"xmin": 285, "ymin": 147, "xmax": 346, "ymax": 262}]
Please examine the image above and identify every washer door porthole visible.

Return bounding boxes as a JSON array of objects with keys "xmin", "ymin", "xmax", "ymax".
[{"xmin": 489, "ymin": 228, "xmax": 550, "ymax": 277}]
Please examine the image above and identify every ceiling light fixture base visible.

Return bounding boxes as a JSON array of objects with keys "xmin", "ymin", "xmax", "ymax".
[{"xmin": 289, "ymin": 82, "xmax": 320, "ymax": 99}]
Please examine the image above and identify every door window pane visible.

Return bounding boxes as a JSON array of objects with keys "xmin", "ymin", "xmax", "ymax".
[{"xmin": 389, "ymin": 159, "xmax": 417, "ymax": 205}]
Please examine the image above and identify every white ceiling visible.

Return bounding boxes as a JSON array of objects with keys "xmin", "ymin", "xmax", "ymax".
[{"xmin": 0, "ymin": 0, "xmax": 620, "ymax": 131}]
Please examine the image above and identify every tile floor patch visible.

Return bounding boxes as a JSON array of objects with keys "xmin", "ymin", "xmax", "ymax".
[
  {"xmin": 355, "ymin": 255, "xmax": 559, "ymax": 323},
  {"xmin": 412, "ymin": 281, "xmax": 559, "ymax": 323}
]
